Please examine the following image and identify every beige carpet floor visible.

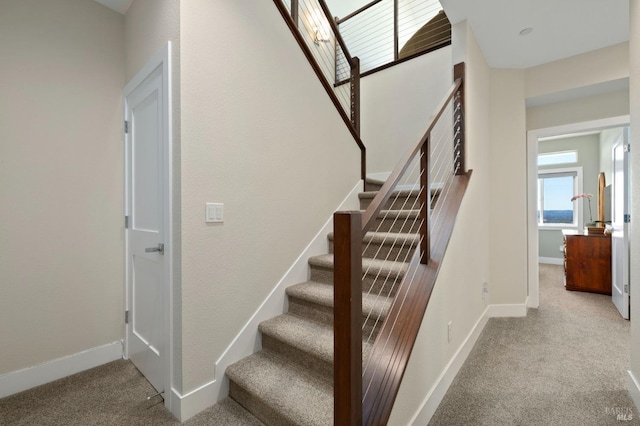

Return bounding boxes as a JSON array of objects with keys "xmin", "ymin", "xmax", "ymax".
[
  {"xmin": 1, "ymin": 264, "xmax": 635, "ymax": 425},
  {"xmin": 0, "ymin": 360, "xmax": 263, "ymax": 425},
  {"xmin": 428, "ymin": 263, "xmax": 636, "ymax": 426}
]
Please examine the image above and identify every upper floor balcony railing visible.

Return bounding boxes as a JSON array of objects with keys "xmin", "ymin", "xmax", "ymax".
[{"xmin": 336, "ymin": 0, "xmax": 451, "ymax": 82}]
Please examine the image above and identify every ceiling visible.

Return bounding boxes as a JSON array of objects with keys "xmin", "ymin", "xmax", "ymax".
[
  {"xmin": 93, "ymin": 0, "xmax": 133, "ymax": 15},
  {"xmin": 440, "ymin": 0, "xmax": 629, "ymax": 69}
]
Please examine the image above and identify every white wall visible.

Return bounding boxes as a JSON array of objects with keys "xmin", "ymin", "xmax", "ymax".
[
  {"xmin": 525, "ymin": 43, "xmax": 629, "ymax": 100},
  {"xmin": 0, "ymin": 0, "xmax": 124, "ymax": 374},
  {"xmin": 489, "ymin": 68, "xmax": 528, "ymax": 304},
  {"xmin": 388, "ymin": 21, "xmax": 492, "ymax": 425},
  {"xmin": 361, "ymin": 46, "xmax": 453, "ymax": 174},
  {"xmin": 527, "ymin": 90, "xmax": 630, "ymax": 131},
  {"xmin": 124, "ymin": 0, "xmax": 183, "ymax": 394},
  {"xmin": 178, "ymin": 0, "xmax": 361, "ymax": 393}
]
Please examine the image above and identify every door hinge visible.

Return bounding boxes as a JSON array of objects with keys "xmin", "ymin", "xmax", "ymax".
[
  {"xmin": 125, "ymin": 310, "xmax": 129, "ymax": 324},
  {"xmin": 124, "ymin": 120, "xmax": 129, "ymax": 134},
  {"xmin": 625, "ymin": 284, "xmax": 629, "ymax": 294},
  {"xmin": 624, "ymin": 143, "xmax": 630, "ymax": 153},
  {"xmin": 625, "ymin": 214, "xmax": 631, "ymax": 223},
  {"xmin": 125, "ymin": 215, "xmax": 129, "ymax": 229}
]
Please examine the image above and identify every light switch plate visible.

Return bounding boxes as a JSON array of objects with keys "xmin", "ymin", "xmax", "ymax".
[{"xmin": 205, "ymin": 203, "xmax": 224, "ymax": 223}]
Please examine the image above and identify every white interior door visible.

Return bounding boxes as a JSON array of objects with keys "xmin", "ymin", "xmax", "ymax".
[
  {"xmin": 611, "ymin": 132, "xmax": 630, "ymax": 319},
  {"xmin": 126, "ymin": 64, "xmax": 166, "ymax": 393}
]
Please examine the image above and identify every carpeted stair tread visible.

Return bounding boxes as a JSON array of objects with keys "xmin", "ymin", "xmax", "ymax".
[
  {"xmin": 227, "ymin": 351, "xmax": 333, "ymax": 426},
  {"xmin": 365, "ymin": 176, "xmax": 386, "ymax": 191},
  {"xmin": 358, "ymin": 189, "xmax": 420, "ymax": 200},
  {"xmin": 259, "ymin": 313, "xmax": 375, "ymax": 372},
  {"xmin": 328, "ymin": 231, "xmax": 419, "ymax": 246},
  {"xmin": 374, "ymin": 209, "xmax": 420, "ymax": 219},
  {"xmin": 286, "ymin": 281, "xmax": 392, "ymax": 319},
  {"xmin": 369, "ymin": 209, "xmax": 421, "ymax": 233},
  {"xmin": 308, "ymin": 253, "xmax": 408, "ymax": 279},
  {"xmin": 259, "ymin": 313, "xmax": 335, "ymax": 365}
]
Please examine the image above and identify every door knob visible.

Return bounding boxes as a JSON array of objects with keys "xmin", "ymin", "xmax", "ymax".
[{"xmin": 145, "ymin": 243, "xmax": 165, "ymax": 255}]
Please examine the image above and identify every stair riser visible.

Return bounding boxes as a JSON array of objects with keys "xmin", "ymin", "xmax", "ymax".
[
  {"xmin": 287, "ymin": 297, "xmax": 383, "ymax": 341},
  {"xmin": 371, "ymin": 217, "xmax": 421, "ymax": 233},
  {"xmin": 360, "ymin": 194, "xmax": 420, "ymax": 210},
  {"xmin": 230, "ymin": 382, "xmax": 298, "ymax": 426},
  {"xmin": 365, "ymin": 181, "xmax": 384, "ymax": 191},
  {"xmin": 310, "ymin": 265, "xmax": 403, "ymax": 298},
  {"xmin": 329, "ymin": 240, "xmax": 417, "ymax": 262},
  {"xmin": 261, "ymin": 335, "xmax": 333, "ymax": 383},
  {"xmin": 359, "ymin": 192, "xmax": 440, "ymax": 211}
]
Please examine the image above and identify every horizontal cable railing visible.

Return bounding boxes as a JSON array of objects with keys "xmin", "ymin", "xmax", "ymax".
[
  {"xmin": 272, "ymin": 0, "xmax": 367, "ymax": 182},
  {"xmin": 334, "ymin": 63, "xmax": 470, "ymax": 425},
  {"xmin": 336, "ymin": 0, "xmax": 451, "ymax": 80}
]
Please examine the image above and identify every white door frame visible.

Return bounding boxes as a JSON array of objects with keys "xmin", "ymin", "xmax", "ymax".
[
  {"xmin": 123, "ymin": 42, "xmax": 173, "ymax": 410},
  {"xmin": 526, "ymin": 115, "xmax": 630, "ymax": 309}
]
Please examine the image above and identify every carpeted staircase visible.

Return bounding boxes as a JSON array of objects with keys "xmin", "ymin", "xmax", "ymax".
[{"xmin": 221, "ymin": 178, "xmax": 434, "ymax": 425}]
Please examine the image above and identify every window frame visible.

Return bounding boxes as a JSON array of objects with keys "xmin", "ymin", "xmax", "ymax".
[
  {"xmin": 537, "ymin": 150, "xmax": 578, "ymax": 167},
  {"xmin": 537, "ymin": 166, "xmax": 583, "ymax": 231}
]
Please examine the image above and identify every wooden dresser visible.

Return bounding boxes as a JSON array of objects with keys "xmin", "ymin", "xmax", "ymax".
[{"xmin": 562, "ymin": 230, "xmax": 612, "ymax": 295}]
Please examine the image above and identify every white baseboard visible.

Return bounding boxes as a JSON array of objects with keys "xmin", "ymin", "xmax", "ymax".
[
  {"xmin": 168, "ymin": 380, "xmax": 217, "ymax": 422},
  {"xmin": 628, "ymin": 370, "xmax": 640, "ymax": 413},
  {"xmin": 486, "ymin": 302, "xmax": 528, "ymax": 317},
  {"xmin": 539, "ymin": 257, "xmax": 563, "ymax": 265},
  {"xmin": 170, "ymin": 180, "xmax": 364, "ymax": 422},
  {"xmin": 409, "ymin": 299, "xmax": 530, "ymax": 425},
  {"xmin": 0, "ymin": 341, "xmax": 123, "ymax": 399},
  {"xmin": 410, "ymin": 306, "xmax": 490, "ymax": 425}
]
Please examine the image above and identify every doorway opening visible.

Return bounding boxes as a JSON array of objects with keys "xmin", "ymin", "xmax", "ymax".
[{"xmin": 526, "ymin": 116, "xmax": 630, "ymax": 320}]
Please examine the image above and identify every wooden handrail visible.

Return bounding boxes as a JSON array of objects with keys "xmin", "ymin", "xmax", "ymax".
[
  {"xmin": 361, "ymin": 78, "xmax": 462, "ymax": 234},
  {"xmin": 336, "ymin": 0, "xmax": 385, "ymax": 24},
  {"xmin": 272, "ymin": 0, "xmax": 366, "ymax": 181}
]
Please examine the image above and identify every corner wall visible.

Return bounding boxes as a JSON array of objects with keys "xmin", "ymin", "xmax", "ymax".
[
  {"xmin": 488, "ymin": 68, "xmax": 528, "ymax": 304},
  {"xmin": 0, "ymin": 0, "xmax": 124, "ymax": 375}
]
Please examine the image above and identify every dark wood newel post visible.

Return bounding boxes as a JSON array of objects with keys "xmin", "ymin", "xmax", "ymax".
[
  {"xmin": 420, "ymin": 138, "xmax": 431, "ymax": 264},
  {"xmin": 333, "ymin": 211, "xmax": 363, "ymax": 426},
  {"xmin": 453, "ymin": 62, "xmax": 466, "ymax": 175}
]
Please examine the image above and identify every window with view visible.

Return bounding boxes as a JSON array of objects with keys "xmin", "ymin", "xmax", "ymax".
[{"xmin": 537, "ymin": 168, "xmax": 582, "ymax": 228}]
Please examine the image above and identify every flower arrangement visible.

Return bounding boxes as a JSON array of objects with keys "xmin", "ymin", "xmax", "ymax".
[{"xmin": 571, "ymin": 193, "xmax": 593, "ymax": 225}]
